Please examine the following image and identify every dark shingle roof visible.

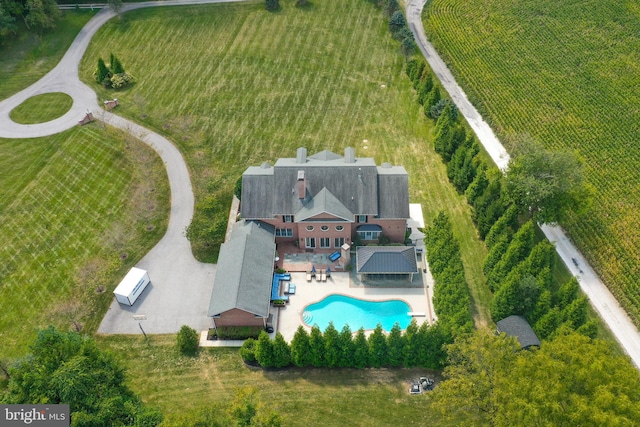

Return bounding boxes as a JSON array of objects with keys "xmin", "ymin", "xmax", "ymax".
[
  {"xmin": 208, "ymin": 221, "xmax": 275, "ymax": 318},
  {"xmin": 356, "ymin": 246, "xmax": 419, "ymax": 274},
  {"xmin": 496, "ymin": 315, "xmax": 541, "ymax": 349},
  {"xmin": 241, "ymin": 148, "xmax": 409, "ymax": 220}
]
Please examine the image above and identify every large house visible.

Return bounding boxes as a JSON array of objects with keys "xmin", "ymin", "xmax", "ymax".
[
  {"xmin": 241, "ymin": 147, "xmax": 410, "ymax": 252},
  {"xmin": 208, "ymin": 147, "xmax": 414, "ymax": 329}
]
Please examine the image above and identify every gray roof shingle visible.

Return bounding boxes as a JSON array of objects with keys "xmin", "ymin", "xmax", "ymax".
[
  {"xmin": 208, "ymin": 221, "xmax": 275, "ymax": 317},
  {"xmin": 356, "ymin": 246, "xmax": 419, "ymax": 274},
  {"xmin": 241, "ymin": 148, "xmax": 409, "ymax": 220},
  {"xmin": 496, "ymin": 315, "xmax": 541, "ymax": 349}
]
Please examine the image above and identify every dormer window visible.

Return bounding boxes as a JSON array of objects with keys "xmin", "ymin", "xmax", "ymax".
[
  {"xmin": 283, "ymin": 215, "xmax": 294, "ymax": 223},
  {"xmin": 356, "ymin": 215, "xmax": 368, "ymax": 223}
]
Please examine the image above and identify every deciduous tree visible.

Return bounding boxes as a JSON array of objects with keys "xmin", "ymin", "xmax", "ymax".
[
  {"xmin": 505, "ymin": 138, "xmax": 593, "ymax": 224},
  {"xmin": 2, "ymin": 327, "xmax": 162, "ymax": 425},
  {"xmin": 25, "ymin": 0, "xmax": 60, "ymax": 33}
]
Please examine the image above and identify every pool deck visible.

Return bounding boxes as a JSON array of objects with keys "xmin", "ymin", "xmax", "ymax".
[{"xmin": 275, "ymin": 270, "xmax": 435, "ymax": 342}]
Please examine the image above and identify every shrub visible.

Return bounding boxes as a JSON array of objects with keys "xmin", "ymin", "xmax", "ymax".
[
  {"xmin": 265, "ymin": 0, "xmax": 279, "ymax": 11},
  {"xmin": 213, "ymin": 326, "xmax": 264, "ymax": 340},
  {"xmin": 177, "ymin": 325, "xmax": 199, "ymax": 355},
  {"xmin": 240, "ymin": 338, "xmax": 258, "ymax": 364},
  {"xmin": 388, "ymin": 11, "xmax": 406, "ymax": 36},
  {"xmin": 110, "ymin": 72, "xmax": 134, "ymax": 89}
]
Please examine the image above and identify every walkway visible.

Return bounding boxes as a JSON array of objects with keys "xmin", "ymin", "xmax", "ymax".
[{"xmin": 406, "ymin": 0, "xmax": 640, "ymax": 369}]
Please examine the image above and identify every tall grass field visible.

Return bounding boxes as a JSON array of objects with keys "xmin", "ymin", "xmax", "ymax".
[
  {"xmin": 424, "ymin": 0, "xmax": 640, "ymax": 325},
  {"xmin": 80, "ymin": 1, "xmax": 491, "ymax": 323}
]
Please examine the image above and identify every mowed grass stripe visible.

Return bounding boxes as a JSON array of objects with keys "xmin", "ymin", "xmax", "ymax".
[
  {"xmin": 0, "ymin": 126, "xmax": 170, "ymax": 358},
  {"xmin": 426, "ymin": 0, "xmax": 640, "ymax": 324}
]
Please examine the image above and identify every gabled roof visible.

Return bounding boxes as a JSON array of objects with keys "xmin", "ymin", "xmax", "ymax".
[
  {"xmin": 356, "ymin": 246, "xmax": 419, "ymax": 274},
  {"xmin": 208, "ymin": 221, "xmax": 275, "ymax": 318},
  {"xmin": 295, "ymin": 187, "xmax": 353, "ymax": 222},
  {"xmin": 496, "ymin": 315, "xmax": 541, "ymax": 349},
  {"xmin": 308, "ymin": 150, "xmax": 343, "ymax": 161},
  {"xmin": 241, "ymin": 148, "xmax": 409, "ymax": 220}
]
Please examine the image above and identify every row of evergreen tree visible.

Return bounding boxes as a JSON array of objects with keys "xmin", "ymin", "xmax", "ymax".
[
  {"xmin": 365, "ymin": 0, "xmax": 416, "ymax": 59},
  {"xmin": 405, "ymin": 57, "xmax": 594, "ymax": 341},
  {"xmin": 425, "ymin": 212, "xmax": 474, "ymax": 338},
  {"xmin": 242, "ymin": 321, "xmax": 450, "ymax": 370}
]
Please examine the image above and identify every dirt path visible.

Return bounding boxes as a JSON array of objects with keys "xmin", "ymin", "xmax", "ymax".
[{"xmin": 406, "ymin": 0, "xmax": 640, "ymax": 369}]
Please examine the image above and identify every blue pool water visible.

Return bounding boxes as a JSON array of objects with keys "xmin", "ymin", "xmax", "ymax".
[{"xmin": 301, "ymin": 294, "xmax": 412, "ymax": 332}]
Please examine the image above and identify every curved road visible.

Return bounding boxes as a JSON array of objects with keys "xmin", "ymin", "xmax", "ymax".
[
  {"xmin": 407, "ymin": 0, "xmax": 640, "ymax": 369},
  {"xmin": 0, "ymin": 0, "xmax": 247, "ymax": 334}
]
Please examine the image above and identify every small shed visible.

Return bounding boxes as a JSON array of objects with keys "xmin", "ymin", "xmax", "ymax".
[
  {"xmin": 496, "ymin": 315, "xmax": 541, "ymax": 349},
  {"xmin": 356, "ymin": 246, "xmax": 418, "ymax": 282},
  {"xmin": 113, "ymin": 267, "xmax": 150, "ymax": 306}
]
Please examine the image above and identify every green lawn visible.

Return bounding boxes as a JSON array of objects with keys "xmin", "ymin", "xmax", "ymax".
[
  {"xmin": 97, "ymin": 335, "xmax": 438, "ymax": 426},
  {"xmin": 79, "ymin": 1, "xmax": 490, "ymax": 324},
  {"xmin": 424, "ymin": 0, "xmax": 640, "ymax": 326},
  {"xmin": 9, "ymin": 92, "xmax": 73, "ymax": 124},
  {"xmin": 0, "ymin": 125, "xmax": 169, "ymax": 359},
  {"xmin": 0, "ymin": 11, "xmax": 96, "ymax": 100}
]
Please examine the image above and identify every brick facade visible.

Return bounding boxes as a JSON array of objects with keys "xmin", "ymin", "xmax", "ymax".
[{"xmin": 212, "ymin": 308, "xmax": 266, "ymax": 328}]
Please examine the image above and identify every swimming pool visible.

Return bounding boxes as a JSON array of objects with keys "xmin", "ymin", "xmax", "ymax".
[{"xmin": 301, "ymin": 294, "xmax": 412, "ymax": 332}]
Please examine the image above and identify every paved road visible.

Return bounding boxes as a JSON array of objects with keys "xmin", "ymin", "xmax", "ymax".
[
  {"xmin": 406, "ymin": 0, "xmax": 640, "ymax": 369},
  {"xmin": 0, "ymin": 0, "xmax": 249, "ymax": 334}
]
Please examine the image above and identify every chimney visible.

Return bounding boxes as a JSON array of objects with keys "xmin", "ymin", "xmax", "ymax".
[
  {"xmin": 297, "ymin": 170, "xmax": 306, "ymax": 199},
  {"xmin": 344, "ymin": 147, "xmax": 355, "ymax": 163},
  {"xmin": 296, "ymin": 147, "xmax": 307, "ymax": 164}
]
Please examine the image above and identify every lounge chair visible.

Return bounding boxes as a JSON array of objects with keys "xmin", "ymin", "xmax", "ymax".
[
  {"xmin": 306, "ymin": 270, "xmax": 312, "ymax": 282},
  {"xmin": 320, "ymin": 269, "xmax": 326, "ymax": 282}
]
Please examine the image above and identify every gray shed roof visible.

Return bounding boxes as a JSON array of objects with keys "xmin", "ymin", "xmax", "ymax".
[
  {"xmin": 496, "ymin": 315, "xmax": 541, "ymax": 349},
  {"xmin": 356, "ymin": 246, "xmax": 418, "ymax": 274},
  {"xmin": 241, "ymin": 148, "xmax": 409, "ymax": 220},
  {"xmin": 208, "ymin": 221, "xmax": 275, "ymax": 318}
]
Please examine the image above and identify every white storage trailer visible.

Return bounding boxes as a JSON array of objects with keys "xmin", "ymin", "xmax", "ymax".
[{"xmin": 114, "ymin": 267, "xmax": 150, "ymax": 306}]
